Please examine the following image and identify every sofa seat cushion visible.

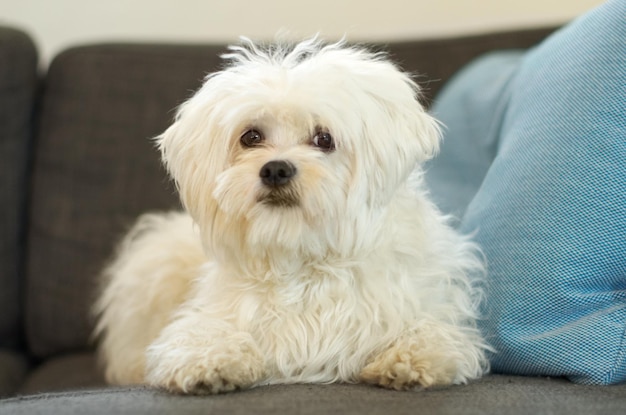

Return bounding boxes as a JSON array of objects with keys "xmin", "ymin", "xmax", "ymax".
[
  {"xmin": 3, "ymin": 376, "xmax": 626, "ymax": 415},
  {"xmin": 426, "ymin": 0, "xmax": 626, "ymax": 384}
]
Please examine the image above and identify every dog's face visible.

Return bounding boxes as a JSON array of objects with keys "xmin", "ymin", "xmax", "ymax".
[{"xmin": 157, "ymin": 39, "xmax": 440, "ymax": 258}]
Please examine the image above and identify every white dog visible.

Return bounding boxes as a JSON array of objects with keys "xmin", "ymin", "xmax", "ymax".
[{"xmin": 94, "ymin": 38, "xmax": 489, "ymax": 394}]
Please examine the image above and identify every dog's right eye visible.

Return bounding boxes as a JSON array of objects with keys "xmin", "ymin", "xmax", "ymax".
[{"xmin": 240, "ymin": 129, "xmax": 264, "ymax": 148}]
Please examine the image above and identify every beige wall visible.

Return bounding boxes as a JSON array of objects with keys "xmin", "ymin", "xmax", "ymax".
[{"xmin": 1, "ymin": 0, "xmax": 604, "ymax": 64}]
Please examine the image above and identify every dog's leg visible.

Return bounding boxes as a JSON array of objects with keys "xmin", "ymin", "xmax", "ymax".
[
  {"xmin": 145, "ymin": 307, "xmax": 266, "ymax": 394},
  {"xmin": 359, "ymin": 319, "xmax": 486, "ymax": 390}
]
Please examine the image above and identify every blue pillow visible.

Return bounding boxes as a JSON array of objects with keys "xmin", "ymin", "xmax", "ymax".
[{"xmin": 426, "ymin": 0, "xmax": 626, "ymax": 385}]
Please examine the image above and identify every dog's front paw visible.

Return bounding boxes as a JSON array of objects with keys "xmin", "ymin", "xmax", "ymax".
[
  {"xmin": 360, "ymin": 321, "xmax": 485, "ymax": 390},
  {"xmin": 360, "ymin": 340, "xmax": 457, "ymax": 390},
  {"xmin": 145, "ymin": 332, "xmax": 266, "ymax": 394}
]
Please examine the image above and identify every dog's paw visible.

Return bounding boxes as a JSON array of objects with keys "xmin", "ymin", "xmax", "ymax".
[
  {"xmin": 360, "ymin": 339, "xmax": 457, "ymax": 390},
  {"xmin": 145, "ymin": 333, "xmax": 266, "ymax": 394},
  {"xmin": 360, "ymin": 320, "xmax": 487, "ymax": 390}
]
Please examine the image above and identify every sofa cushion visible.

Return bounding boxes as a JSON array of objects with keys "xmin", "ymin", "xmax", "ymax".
[
  {"xmin": 3, "ymin": 376, "xmax": 626, "ymax": 415},
  {"xmin": 426, "ymin": 0, "xmax": 626, "ymax": 384},
  {"xmin": 24, "ymin": 44, "xmax": 228, "ymax": 358},
  {"xmin": 425, "ymin": 51, "xmax": 523, "ymax": 219},
  {"xmin": 0, "ymin": 27, "xmax": 38, "ymax": 349}
]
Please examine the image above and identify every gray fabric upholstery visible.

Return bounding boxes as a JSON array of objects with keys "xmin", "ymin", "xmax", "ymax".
[
  {"xmin": 0, "ymin": 27, "xmax": 38, "ymax": 349},
  {"xmin": 3, "ymin": 376, "xmax": 626, "ymax": 415},
  {"xmin": 25, "ymin": 44, "xmax": 224, "ymax": 358}
]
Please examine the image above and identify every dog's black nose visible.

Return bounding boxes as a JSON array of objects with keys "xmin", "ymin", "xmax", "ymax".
[{"xmin": 260, "ymin": 160, "xmax": 296, "ymax": 187}]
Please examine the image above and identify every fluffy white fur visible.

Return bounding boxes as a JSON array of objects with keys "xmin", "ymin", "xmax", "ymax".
[{"xmin": 94, "ymin": 37, "xmax": 489, "ymax": 394}]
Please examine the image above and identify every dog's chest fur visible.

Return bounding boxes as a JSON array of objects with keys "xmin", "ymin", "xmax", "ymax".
[{"xmin": 202, "ymin": 257, "xmax": 419, "ymax": 384}]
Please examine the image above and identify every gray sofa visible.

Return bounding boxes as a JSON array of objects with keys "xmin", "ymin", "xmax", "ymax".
[{"xmin": 1, "ymin": 25, "xmax": 625, "ymax": 414}]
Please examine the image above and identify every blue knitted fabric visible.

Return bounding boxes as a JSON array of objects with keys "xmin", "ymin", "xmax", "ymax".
[{"xmin": 426, "ymin": 0, "xmax": 626, "ymax": 384}]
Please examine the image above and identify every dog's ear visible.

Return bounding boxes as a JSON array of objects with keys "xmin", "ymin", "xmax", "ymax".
[
  {"xmin": 358, "ymin": 59, "xmax": 441, "ymax": 198},
  {"xmin": 379, "ymin": 66, "xmax": 441, "ymax": 164},
  {"xmin": 348, "ymin": 53, "xmax": 440, "ymax": 162},
  {"xmin": 155, "ymin": 88, "xmax": 230, "ymax": 221}
]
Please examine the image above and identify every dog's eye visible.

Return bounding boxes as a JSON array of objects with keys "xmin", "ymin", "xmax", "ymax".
[
  {"xmin": 312, "ymin": 131, "xmax": 335, "ymax": 152},
  {"xmin": 240, "ymin": 129, "xmax": 264, "ymax": 147}
]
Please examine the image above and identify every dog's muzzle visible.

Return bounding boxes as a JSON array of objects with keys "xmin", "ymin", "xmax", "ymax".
[{"xmin": 258, "ymin": 160, "xmax": 299, "ymax": 207}]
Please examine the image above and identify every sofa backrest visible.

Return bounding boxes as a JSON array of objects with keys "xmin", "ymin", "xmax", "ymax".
[
  {"xmin": 0, "ymin": 27, "xmax": 38, "ymax": 350},
  {"xmin": 24, "ymin": 44, "xmax": 226, "ymax": 358},
  {"xmin": 23, "ymin": 28, "xmax": 555, "ymax": 359}
]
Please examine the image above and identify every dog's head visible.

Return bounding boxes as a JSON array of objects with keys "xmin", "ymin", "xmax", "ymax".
[{"xmin": 157, "ymin": 38, "xmax": 440, "ymax": 258}]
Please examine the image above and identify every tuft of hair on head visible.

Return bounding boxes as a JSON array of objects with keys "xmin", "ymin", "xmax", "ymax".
[
  {"xmin": 221, "ymin": 35, "xmax": 325, "ymax": 65},
  {"xmin": 220, "ymin": 35, "xmax": 392, "ymax": 72}
]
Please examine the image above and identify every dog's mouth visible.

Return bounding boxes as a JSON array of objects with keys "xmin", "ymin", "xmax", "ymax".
[{"xmin": 257, "ymin": 188, "xmax": 300, "ymax": 208}]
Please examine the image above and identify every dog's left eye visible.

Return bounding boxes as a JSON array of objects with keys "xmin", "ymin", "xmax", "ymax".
[
  {"xmin": 312, "ymin": 131, "xmax": 335, "ymax": 152},
  {"xmin": 240, "ymin": 129, "xmax": 264, "ymax": 147}
]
